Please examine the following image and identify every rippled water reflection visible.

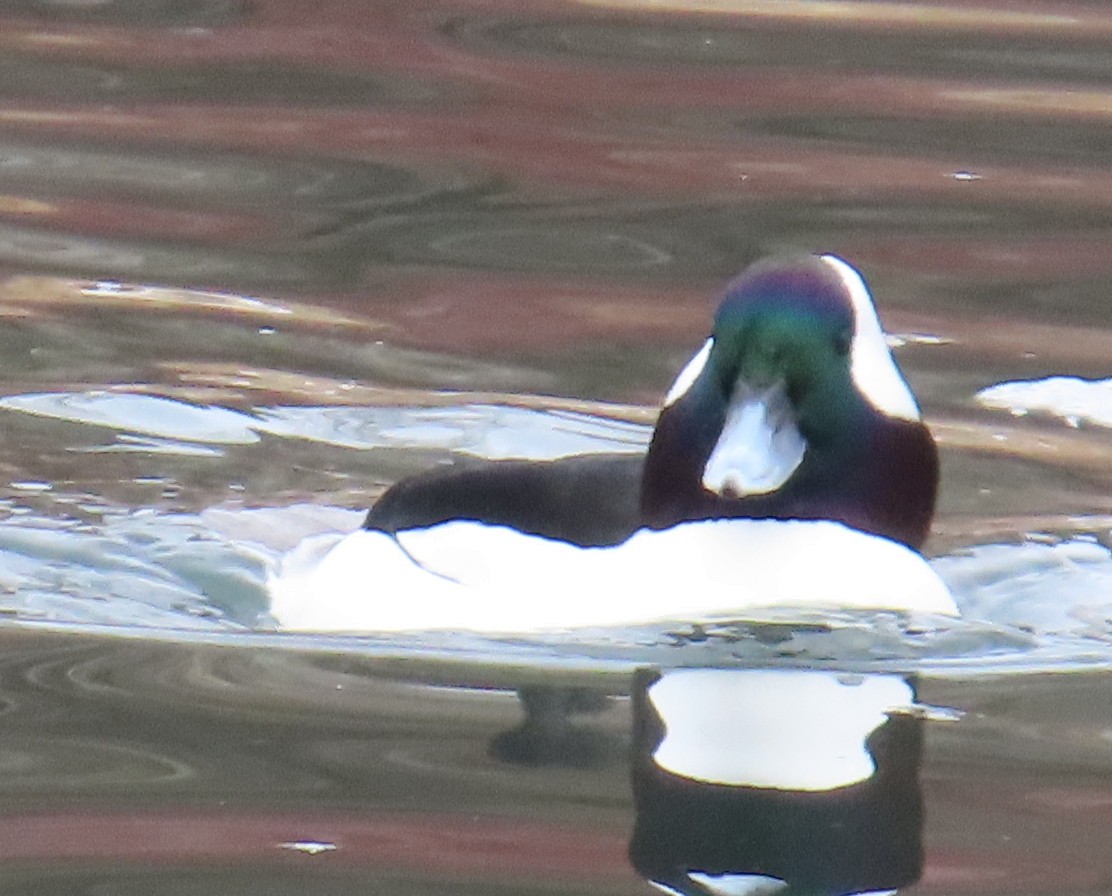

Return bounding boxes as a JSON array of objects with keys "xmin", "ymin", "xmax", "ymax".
[
  {"xmin": 0, "ymin": 630, "xmax": 1108, "ymax": 895},
  {"xmin": 0, "ymin": 0, "xmax": 1109, "ymax": 892}
]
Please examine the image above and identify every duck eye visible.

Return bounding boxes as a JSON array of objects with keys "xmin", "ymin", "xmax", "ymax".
[{"xmin": 833, "ymin": 330, "xmax": 851, "ymax": 356}]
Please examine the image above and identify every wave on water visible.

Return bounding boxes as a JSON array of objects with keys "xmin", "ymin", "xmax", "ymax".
[{"xmin": 0, "ymin": 391, "xmax": 649, "ymax": 460}]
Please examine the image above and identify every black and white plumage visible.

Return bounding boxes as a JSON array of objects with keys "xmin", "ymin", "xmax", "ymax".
[{"xmin": 269, "ymin": 255, "xmax": 954, "ymax": 632}]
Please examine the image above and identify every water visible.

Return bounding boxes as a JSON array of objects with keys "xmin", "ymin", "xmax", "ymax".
[{"xmin": 0, "ymin": 1, "xmax": 1109, "ymax": 893}]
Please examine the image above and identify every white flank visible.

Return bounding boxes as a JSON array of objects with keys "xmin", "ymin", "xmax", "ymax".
[
  {"xmin": 663, "ymin": 338, "xmax": 713, "ymax": 408},
  {"xmin": 819, "ymin": 255, "xmax": 920, "ymax": 422},
  {"xmin": 702, "ymin": 381, "xmax": 806, "ymax": 497},
  {"xmin": 268, "ymin": 518, "xmax": 957, "ymax": 633},
  {"xmin": 648, "ymin": 669, "xmax": 914, "ymax": 790}
]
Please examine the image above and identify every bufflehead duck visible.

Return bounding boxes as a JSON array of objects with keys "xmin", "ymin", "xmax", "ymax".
[
  {"xmin": 268, "ymin": 254, "xmax": 956, "ymax": 632},
  {"xmin": 363, "ymin": 253, "xmax": 936, "ymax": 550},
  {"xmin": 643, "ymin": 253, "xmax": 936, "ymax": 549}
]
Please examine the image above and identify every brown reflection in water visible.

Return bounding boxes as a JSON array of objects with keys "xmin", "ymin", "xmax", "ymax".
[
  {"xmin": 0, "ymin": 630, "xmax": 638, "ymax": 892},
  {"xmin": 0, "ymin": 0, "xmax": 1109, "ymax": 325},
  {"xmin": 919, "ymin": 672, "xmax": 1112, "ymax": 894},
  {"xmin": 0, "ymin": 0, "xmax": 243, "ymax": 27},
  {"xmin": 0, "ymin": 811, "xmax": 632, "ymax": 878},
  {"xmin": 0, "ymin": 630, "xmax": 1106, "ymax": 892},
  {"xmin": 573, "ymin": 0, "xmax": 1112, "ymax": 38}
]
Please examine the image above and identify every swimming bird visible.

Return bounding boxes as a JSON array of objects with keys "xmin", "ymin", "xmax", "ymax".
[
  {"xmin": 268, "ymin": 254, "xmax": 955, "ymax": 632},
  {"xmin": 364, "ymin": 253, "xmax": 937, "ymax": 551}
]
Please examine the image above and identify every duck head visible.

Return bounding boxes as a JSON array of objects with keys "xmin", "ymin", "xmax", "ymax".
[{"xmin": 641, "ymin": 254, "xmax": 937, "ymax": 549}]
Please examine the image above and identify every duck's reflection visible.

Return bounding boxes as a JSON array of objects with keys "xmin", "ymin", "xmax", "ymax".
[
  {"xmin": 489, "ymin": 684, "xmax": 619, "ymax": 767},
  {"xmin": 630, "ymin": 668, "xmax": 923, "ymax": 896}
]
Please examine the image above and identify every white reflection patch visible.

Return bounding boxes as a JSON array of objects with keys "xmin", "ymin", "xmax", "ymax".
[
  {"xmin": 0, "ymin": 392, "xmax": 259, "ymax": 444},
  {"xmin": 279, "ymin": 840, "xmax": 338, "ymax": 856},
  {"xmin": 976, "ymin": 376, "xmax": 1112, "ymax": 429},
  {"xmin": 820, "ymin": 255, "xmax": 920, "ymax": 422},
  {"xmin": 702, "ymin": 380, "xmax": 805, "ymax": 497},
  {"xmin": 688, "ymin": 873, "xmax": 788, "ymax": 896},
  {"xmin": 663, "ymin": 338, "xmax": 713, "ymax": 407},
  {"xmin": 648, "ymin": 670, "xmax": 914, "ymax": 790}
]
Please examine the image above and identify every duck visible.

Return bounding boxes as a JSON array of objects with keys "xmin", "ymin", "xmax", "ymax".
[
  {"xmin": 363, "ymin": 253, "xmax": 936, "ymax": 550},
  {"xmin": 269, "ymin": 254, "xmax": 955, "ymax": 632}
]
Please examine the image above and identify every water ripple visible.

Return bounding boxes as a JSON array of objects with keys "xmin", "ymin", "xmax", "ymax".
[
  {"xmin": 0, "ymin": 138, "xmax": 428, "ymax": 209},
  {"xmin": 0, "ymin": 0, "xmax": 242, "ymax": 25}
]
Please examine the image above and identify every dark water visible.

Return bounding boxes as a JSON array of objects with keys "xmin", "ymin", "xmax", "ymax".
[{"xmin": 0, "ymin": 1, "xmax": 1109, "ymax": 893}]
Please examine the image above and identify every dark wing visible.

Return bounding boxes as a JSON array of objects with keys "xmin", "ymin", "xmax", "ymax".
[{"xmin": 364, "ymin": 453, "xmax": 646, "ymax": 547}]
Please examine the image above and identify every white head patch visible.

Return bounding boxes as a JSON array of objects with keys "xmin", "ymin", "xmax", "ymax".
[
  {"xmin": 820, "ymin": 255, "xmax": 921, "ymax": 422},
  {"xmin": 663, "ymin": 338, "xmax": 713, "ymax": 408},
  {"xmin": 702, "ymin": 380, "xmax": 805, "ymax": 497}
]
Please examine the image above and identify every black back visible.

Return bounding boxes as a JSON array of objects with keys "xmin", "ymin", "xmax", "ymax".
[{"xmin": 364, "ymin": 453, "xmax": 644, "ymax": 547}]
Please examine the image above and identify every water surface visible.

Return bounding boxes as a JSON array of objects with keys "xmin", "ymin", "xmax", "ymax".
[{"xmin": 0, "ymin": 1, "xmax": 1109, "ymax": 893}]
